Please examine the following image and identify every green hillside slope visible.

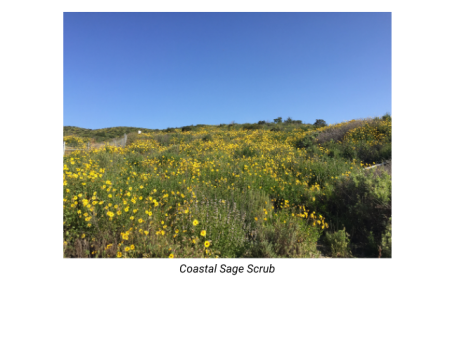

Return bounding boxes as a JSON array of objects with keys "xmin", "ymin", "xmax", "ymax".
[{"xmin": 63, "ymin": 126, "xmax": 156, "ymax": 142}]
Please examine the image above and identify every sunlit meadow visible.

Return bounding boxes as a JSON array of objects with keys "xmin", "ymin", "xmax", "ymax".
[{"xmin": 63, "ymin": 116, "xmax": 392, "ymax": 258}]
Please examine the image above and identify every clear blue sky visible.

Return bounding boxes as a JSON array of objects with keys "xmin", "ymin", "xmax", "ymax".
[{"xmin": 64, "ymin": 12, "xmax": 391, "ymax": 130}]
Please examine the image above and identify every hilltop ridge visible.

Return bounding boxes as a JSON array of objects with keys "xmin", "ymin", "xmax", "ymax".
[
  {"xmin": 63, "ymin": 126, "xmax": 156, "ymax": 142},
  {"xmin": 63, "ymin": 119, "xmax": 316, "ymax": 142}
]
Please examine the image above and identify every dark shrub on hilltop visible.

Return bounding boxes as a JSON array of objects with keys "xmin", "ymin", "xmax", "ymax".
[
  {"xmin": 382, "ymin": 112, "xmax": 391, "ymax": 122},
  {"xmin": 285, "ymin": 117, "xmax": 303, "ymax": 124},
  {"xmin": 181, "ymin": 126, "xmax": 193, "ymax": 132},
  {"xmin": 313, "ymin": 119, "xmax": 327, "ymax": 127},
  {"xmin": 243, "ymin": 124, "xmax": 263, "ymax": 130}
]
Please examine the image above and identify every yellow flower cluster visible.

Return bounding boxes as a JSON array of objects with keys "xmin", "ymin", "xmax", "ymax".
[{"xmin": 64, "ymin": 135, "xmax": 91, "ymax": 148}]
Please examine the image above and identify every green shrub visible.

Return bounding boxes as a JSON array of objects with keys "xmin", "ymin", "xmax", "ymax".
[
  {"xmin": 270, "ymin": 127, "xmax": 281, "ymax": 132},
  {"xmin": 367, "ymin": 220, "xmax": 392, "ymax": 258},
  {"xmin": 127, "ymin": 153, "xmax": 145, "ymax": 169},
  {"xmin": 283, "ymin": 117, "xmax": 302, "ymax": 124},
  {"xmin": 381, "ymin": 221, "xmax": 392, "ymax": 258},
  {"xmin": 327, "ymin": 147, "xmax": 341, "ymax": 159},
  {"xmin": 324, "ymin": 170, "xmax": 391, "ymax": 248},
  {"xmin": 382, "ymin": 113, "xmax": 391, "ymax": 122},
  {"xmin": 181, "ymin": 126, "xmax": 193, "ymax": 132},
  {"xmin": 243, "ymin": 124, "xmax": 263, "ymax": 130},
  {"xmin": 245, "ymin": 220, "xmax": 321, "ymax": 258},
  {"xmin": 341, "ymin": 142, "xmax": 390, "ymax": 164},
  {"xmin": 202, "ymin": 134, "xmax": 213, "ymax": 142},
  {"xmin": 366, "ymin": 232, "xmax": 378, "ymax": 257},
  {"xmin": 314, "ymin": 119, "xmax": 327, "ymax": 127},
  {"xmin": 324, "ymin": 229, "xmax": 352, "ymax": 258},
  {"xmin": 342, "ymin": 143, "xmax": 358, "ymax": 160},
  {"xmin": 380, "ymin": 143, "xmax": 392, "ymax": 160},
  {"xmin": 295, "ymin": 133, "xmax": 318, "ymax": 149}
]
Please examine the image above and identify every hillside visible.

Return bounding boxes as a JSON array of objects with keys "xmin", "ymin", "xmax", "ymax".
[
  {"xmin": 63, "ymin": 126, "xmax": 156, "ymax": 142},
  {"xmin": 64, "ymin": 120, "xmax": 318, "ymax": 142},
  {"xmin": 63, "ymin": 115, "xmax": 391, "ymax": 258}
]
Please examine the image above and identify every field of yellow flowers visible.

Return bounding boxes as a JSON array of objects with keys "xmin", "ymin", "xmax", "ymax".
[
  {"xmin": 63, "ymin": 117, "xmax": 392, "ymax": 258},
  {"xmin": 63, "ymin": 135, "xmax": 90, "ymax": 149}
]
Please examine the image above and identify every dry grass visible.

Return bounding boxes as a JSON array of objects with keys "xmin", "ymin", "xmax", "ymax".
[{"xmin": 316, "ymin": 119, "xmax": 367, "ymax": 144}]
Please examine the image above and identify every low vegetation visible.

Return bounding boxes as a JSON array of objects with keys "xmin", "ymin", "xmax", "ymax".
[
  {"xmin": 63, "ymin": 114, "xmax": 392, "ymax": 258},
  {"xmin": 64, "ymin": 126, "xmax": 155, "ymax": 143}
]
